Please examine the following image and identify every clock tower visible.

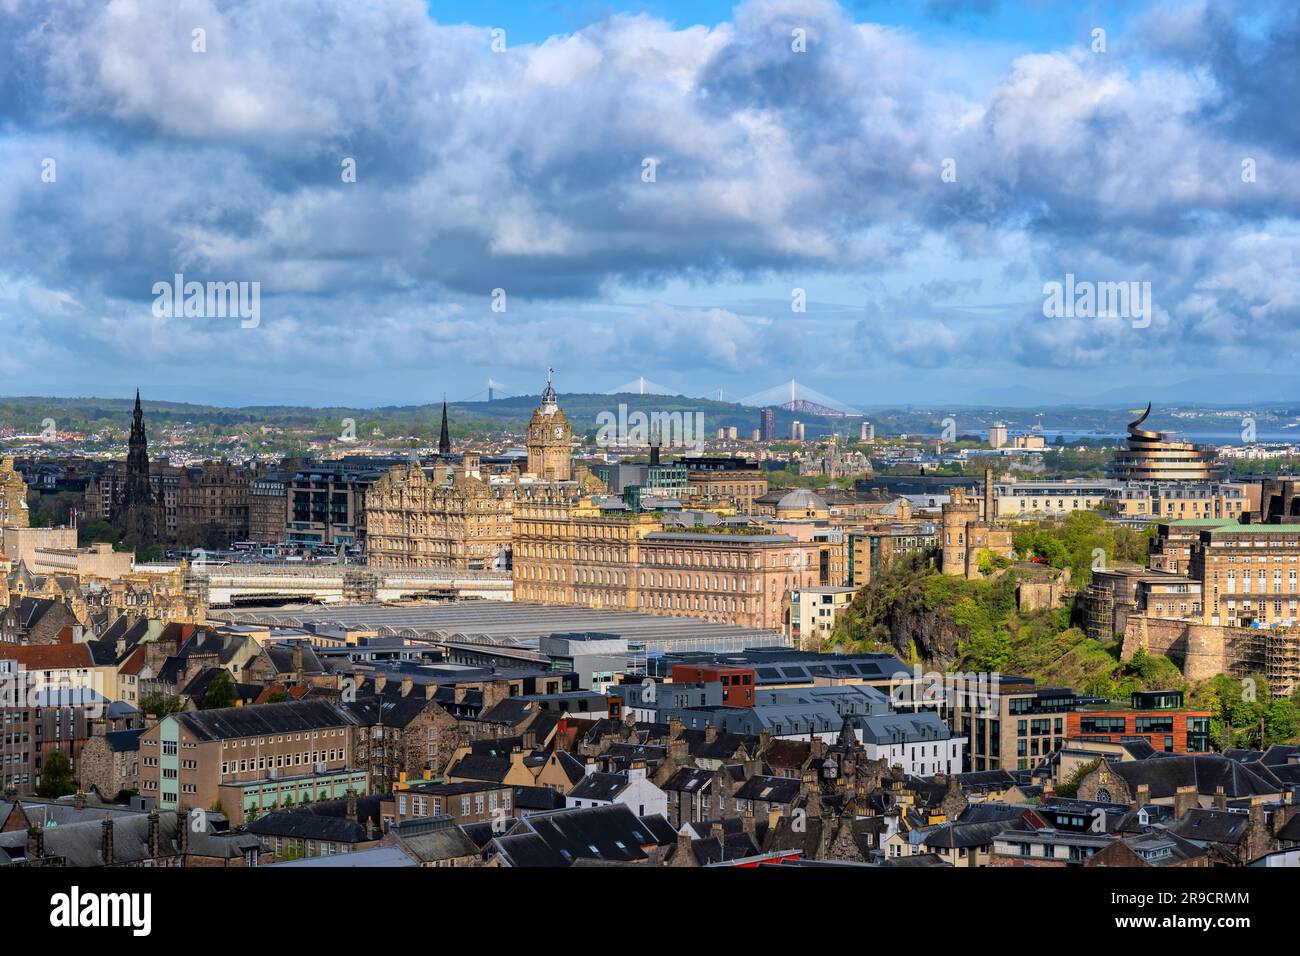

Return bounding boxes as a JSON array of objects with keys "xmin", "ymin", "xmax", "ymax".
[{"xmin": 527, "ymin": 369, "xmax": 572, "ymax": 480}]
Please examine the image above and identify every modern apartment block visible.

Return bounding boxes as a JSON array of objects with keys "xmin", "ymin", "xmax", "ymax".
[
  {"xmin": 1066, "ymin": 690, "xmax": 1212, "ymax": 754},
  {"xmin": 950, "ymin": 679, "xmax": 1083, "ymax": 772}
]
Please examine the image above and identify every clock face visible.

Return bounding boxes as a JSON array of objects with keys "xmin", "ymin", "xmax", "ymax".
[{"xmin": 553, "ymin": 426, "xmax": 563, "ymax": 439}]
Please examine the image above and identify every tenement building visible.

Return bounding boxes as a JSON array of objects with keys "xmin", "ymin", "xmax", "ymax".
[
  {"xmin": 248, "ymin": 472, "xmax": 290, "ymax": 544},
  {"xmin": 684, "ymin": 457, "xmax": 768, "ymax": 512},
  {"xmin": 176, "ymin": 460, "xmax": 250, "ymax": 548}
]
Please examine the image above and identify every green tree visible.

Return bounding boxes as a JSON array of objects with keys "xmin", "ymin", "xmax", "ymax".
[
  {"xmin": 1055, "ymin": 758, "xmax": 1100, "ymax": 799},
  {"xmin": 37, "ymin": 751, "xmax": 77, "ymax": 798},
  {"xmin": 139, "ymin": 692, "xmax": 183, "ymax": 720},
  {"xmin": 78, "ymin": 520, "xmax": 116, "ymax": 547},
  {"xmin": 201, "ymin": 671, "xmax": 237, "ymax": 710}
]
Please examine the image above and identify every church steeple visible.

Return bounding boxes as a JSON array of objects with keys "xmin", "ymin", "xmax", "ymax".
[{"xmin": 438, "ymin": 397, "xmax": 451, "ymax": 456}]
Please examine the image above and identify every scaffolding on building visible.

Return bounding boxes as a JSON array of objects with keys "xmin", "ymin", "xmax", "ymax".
[{"xmin": 1241, "ymin": 626, "xmax": 1300, "ymax": 699}]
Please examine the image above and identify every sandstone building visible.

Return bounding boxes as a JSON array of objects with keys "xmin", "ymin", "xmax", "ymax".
[
  {"xmin": 366, "ymin": 460, "xmax": 513, "ymax": 570},
  {"xmin": 0, "ymin": 458, "xmax": 29, "ymax": 529},
  {"xmin": 526, "ymin": 371, "xmax": 572, "ymax": 481}
]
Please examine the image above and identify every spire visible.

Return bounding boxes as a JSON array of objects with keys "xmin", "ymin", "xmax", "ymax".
[
  {"xmin": 115, "ymin": 387, "xmax": 158, "ymax": 544},
  {"xmin": 438, "ymin": 397, "xmax": 451, "ymax": 456},
  {"xmin": 540, "ymin": 368, "xmax": 557, "ymax": 409}
]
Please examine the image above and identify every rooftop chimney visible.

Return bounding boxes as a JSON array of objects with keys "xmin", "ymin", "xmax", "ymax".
[
  {"xmin": 147, "ymin": 809, "xmax": 161, "ymax": 859},
  {"xmin": 101, "ymin": 817, "xmax": 114, "ymax": 865}
]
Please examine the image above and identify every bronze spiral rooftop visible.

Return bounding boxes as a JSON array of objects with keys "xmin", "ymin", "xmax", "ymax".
[
  {"xmin": 1125, "ymin": 402, "xmax": 1163, "ymax": 442},
  {"xmin": 1108, "ymin": 402, "xmax": 1223, "ymax": 482}
]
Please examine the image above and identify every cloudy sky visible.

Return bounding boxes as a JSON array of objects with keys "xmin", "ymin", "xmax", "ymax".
[{"xmin": 0, "ymin": 0, "xmax": 1296, "ymax": 409}]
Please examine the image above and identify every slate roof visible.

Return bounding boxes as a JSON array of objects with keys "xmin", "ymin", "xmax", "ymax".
[
  {"xmin": 547, "ymin": 750, "xmax": 587, "ymax": 785},
  {"xmin": 954, "ymin": 769, "xmax": 1019, "ymax": 793},
  {"xmin": 567, "ymin": 772, "xmax": 632, "ymax": 803},
  {"xmin": 1115, "ymin": 830, "xmax": 1208, "ymax": 866},
  {"xmin": 687, "ymin": 830, "xmax": 761, "ymax": 865},
  {"xmin": 392, "ymin": 826, "xmax": 479, "ymax": 864},
  {"xmin": 1114, "ymin": 803, "xmax": 1178, "ymax": 834},
  {"xmin": 0, "ymin": 810, "xmax": 258, "ymax": 866},
  {"xmin": 342, "ymin": 697, "xmax": 433, "ymax": 729},
  {"xmin": 293, "ymin": 794, "xmax": 385, "ymax": 833},
  {"xmin": 958, "ymin": 802, "xmax": 1036, "ymax": 825},
  {"xmin": 857, "ymin": 712, "xmax": 953, "ymax": 745},
  {"xmin": 262, "ymin": 643, "xmax": 325, "ymax": 675},
  {"xmin": 922, "ymin": 820, "xmax": 1018, "ymax": 849},
  {"xmin": 462, "ymin": 819, "xmax": 519, "ymax": 849},
  {"xmin": 476, "ymin": 697, "xmax": 536, "ymax": 727},
  {"xmin": 446, "ymin": 754, "xmax": 512, "ymax": 783},
  {"xmin": 681, "ymin": 729, "xmax": 757, "ymax": 760},
  {"xmin": 880, "ymin": 853, "xmax": 952, "ymax": 867},
  {"xmin": 275, "ymin": 845, "xmax": 416, "ymax": 867},
  {"xmin": 103, "ymin": 728, "xmax": 146, "ymax": 753},
  {"xmin": 2, "ymin": 597, "xmax": 61, "ymax": 633},
  {"xmin": 246, "ymin": 811, "xmax": 370, "ymax": 843},
  {"xmin": 1168, "ymin": 808, "xmax": 1252, "ymax": 846},
  {"xmin": 180, "ymin": 667, "xmax": 262, "ymax": 705},
  {"xmin": 1119, "ymin": 739, "xmax": 1159, "ymax": 760},
  {"xmin": 1105, "ymin": 755, "xmax": 1279, "ymax": 799},
  {"xmin": 174, "ymin": 699, "xmax": 355, "ymax": 741},
  {"xmin": 761, "ymin": 738, "xmax": 811, "ymax": 771},
  {"xmin": 468, "ymin": 735, "xmax": 525, "ymax": 757},
  {"xmin": 602, "ymin": 742, "xmax": 667, "ymax": 772},
  {"xmin": 513, "ymin": 785, "xmax": 568, "ymax": 812},
  {"xmin": 1274, "ymin": 811, "xmax": 1300, "ymax": 843},
  {"xmin": 490, "ymin": 804, "xmax": 675, "ymax": 867},
  {"xmin": 734, "ymin": 774, "xmax": 802, "ymax": 804},
  {"xmin": 1257, "ymin": 745, "xmax": 1300, "ymax": 766},
  {"xmin": 661, "ymin": 766, "xmax": 717, "ymax": 794}
]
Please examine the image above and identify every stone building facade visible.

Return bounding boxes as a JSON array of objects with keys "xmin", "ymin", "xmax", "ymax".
[
  {"xmin": 0, "ymin": 457, "xmax": 29, "ymax": 529},
  {"xmin": 940, "ymin": 470, "xmax": 1014, "ymax": 579},
  {"xmin": 176, "ymin": 460, "xmax": 250, "ymax": 548},
  {"xmin": 365, "ymin": 462, "xmax": 513, "ymax": 570},
  {"xmin": 526, "ymin": 372, "xmax": 572, "ymax": 481},
  {"xmin": 513, "ymin": 499, "xmax": 821, "ymax": 630},
  {"xmin": 248, "ymin": 474, "xmax": 289, "ymax": 544}
]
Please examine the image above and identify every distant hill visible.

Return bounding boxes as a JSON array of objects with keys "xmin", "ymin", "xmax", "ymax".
[{"xmin": 0, "ymin": 392, "xmax": 864, "ymax": 439}]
